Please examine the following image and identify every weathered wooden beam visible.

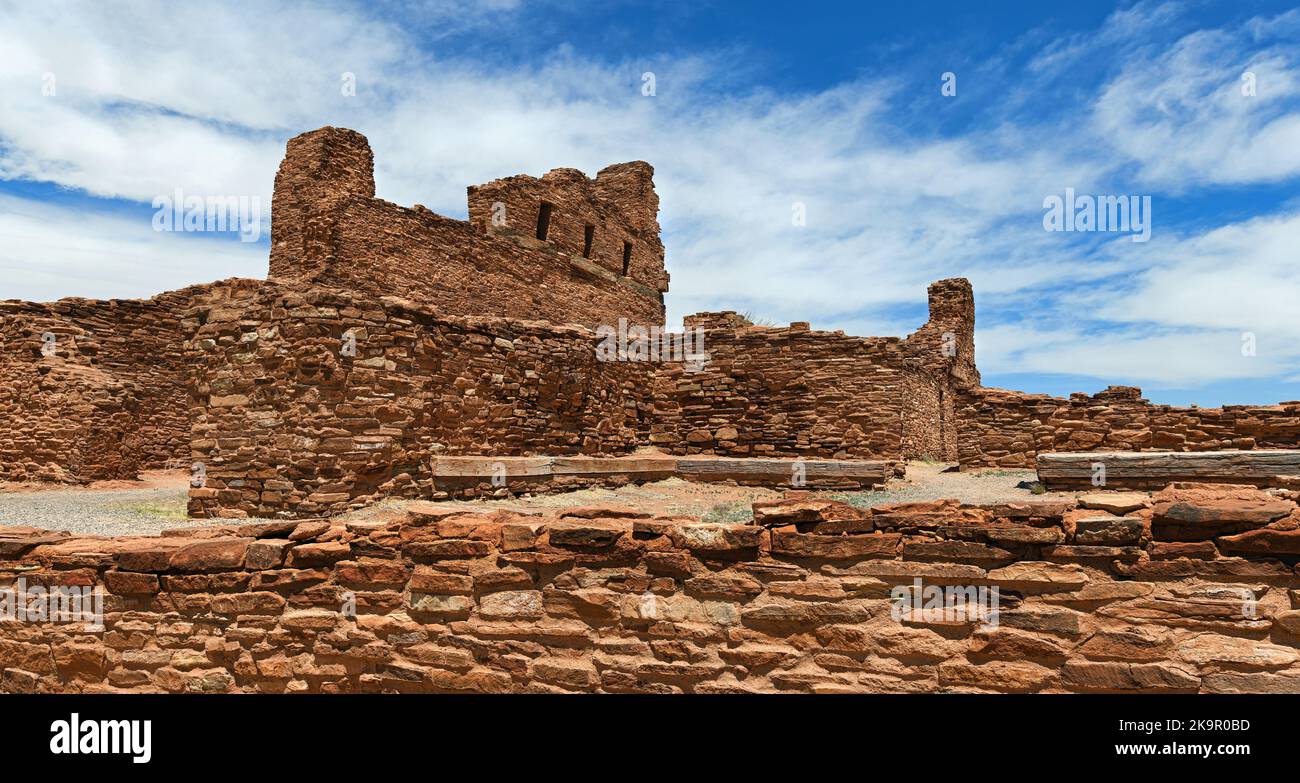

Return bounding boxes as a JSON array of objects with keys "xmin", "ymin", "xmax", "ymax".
[
  {"xmin": 432, "ymin": 456, "xmax": 553, "ymax": 477},
  {"xmin": 1036, "ymin": 450, "xmax": 1300, "ymax": 490},
  {"xmin": 430, "ymin": 454, "xmax": 894, "ymax": 496},
  {"xmin": 676, "ymin": 457, "xmax": 888, "ymax": 485},
  {"xmin": 552, "ymin": 456, "xmax": 677, "ymax": 476}
]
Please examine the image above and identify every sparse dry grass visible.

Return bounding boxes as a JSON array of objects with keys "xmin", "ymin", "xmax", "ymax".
[
  {"xmin": 111, "ymin": 500, "xmax": 188, "ymax": 520},
  {"xmin": 701, "ymin": 501, "xmax": 754, "ymax": 524}
]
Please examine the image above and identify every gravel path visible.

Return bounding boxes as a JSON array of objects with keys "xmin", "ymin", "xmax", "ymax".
[
  {"xmin": 0, "ymin": 462, "xmax": 1075, "ymax": 536},
  {"xmin": 825, "ymin": 461, "xmax": 1077, "ymax": 506},
  {"xmin": 0, "ymin": 483, "xmax": 195, "ymax": 537}
]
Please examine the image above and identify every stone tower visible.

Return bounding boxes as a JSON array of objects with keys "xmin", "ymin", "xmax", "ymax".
[{"xmin": 269, "ymin": 126, "xmax": 375, "ymax": 282}]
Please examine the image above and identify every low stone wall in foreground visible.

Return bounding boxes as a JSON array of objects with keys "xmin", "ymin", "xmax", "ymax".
[{"xmin": 3, "ymin": 482, "xmax": 1300, "ymax": 693}]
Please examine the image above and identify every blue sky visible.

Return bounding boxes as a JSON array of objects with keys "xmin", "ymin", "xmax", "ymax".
[{"xmin": 1, "ymin": 0, "xmax": 1299, "ymax": 406}]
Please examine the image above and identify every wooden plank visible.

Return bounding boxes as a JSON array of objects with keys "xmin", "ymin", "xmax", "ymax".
[
  {"xmin": 432, "ymin": 456, "xmax": 554, "ymax": 477},
  {"xmin": 677, "ymin": 457, "xmax": 888, "ymax": 482},
  {"xmin": 431, "ymin": 455, "xmax": 892, "ymax": 486},
  {"xmin": 1036, "ymin": 450, "xmax": 1300, "ymax": 489},
  {"xmin": 552, "ymin": 456, "xmax": 678, "ymax": 475}
]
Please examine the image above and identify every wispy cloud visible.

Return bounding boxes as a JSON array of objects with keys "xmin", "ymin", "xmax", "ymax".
[
  {"xmin": 1089, "ymin": 7, "xmax": 1300, "ymax": 189},
  {"xmin": 0, "ymin": 0, "xmax": 1298, "ymax": 399},
  {"xmin": 0, "ymin": 194, "xmax": 264, "ymax": 302}
]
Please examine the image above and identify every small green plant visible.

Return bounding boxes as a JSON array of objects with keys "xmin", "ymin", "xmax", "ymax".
[{"xmin": 1028, "ymin": 482, "xmax": 1047, "ymax": 495}]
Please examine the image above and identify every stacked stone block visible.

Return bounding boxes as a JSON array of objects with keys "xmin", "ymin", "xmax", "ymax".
[
  {"xmin": 957, "ymin": 385, "xmax": 1300, "ymax": 469},
  {"xmin": 5, "ymin": 483, "xmax": 1300, "ymax": 693},
  {"xmin": 270, "ymin": 127, "xmax": 667, "ymax": 330},
  {"xmin": 0, "ymin": 279, "xmax": 260, "ymax": 482},
  {"xmin": 187, "ymin": 282, "xmax": 654, "ymax": 518}
]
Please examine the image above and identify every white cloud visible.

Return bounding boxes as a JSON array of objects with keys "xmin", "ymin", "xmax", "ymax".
[
  {"xmin": 975, "ymin": 208, "xmax": 1300, "ymax": 387},
  {"xmin": 1088, "ymin": 9, "xmax": 1300, "ymax": 189},
  {"xmin": 0, "ymin": 0, "xmax": 1298, "ymax": 393},
  {"xmin": 978, "ymin": 322, "xmax": 1290, "ymax": 388},
  {"xmin": 0, "ymin": 194, "xmax": 264, "ymax": 303}
]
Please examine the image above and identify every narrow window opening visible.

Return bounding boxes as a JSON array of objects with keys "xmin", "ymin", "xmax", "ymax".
[
  {"xmin": 535, "ymin": 202, "xmax": 553, "ymax": 240},
  {"xmin": 622, "ymin": 241, "xmax": 632, "ymax": 275},
  {"xmin": 583, "ymin": 225, "xmax": 595, "ymax": 258}
]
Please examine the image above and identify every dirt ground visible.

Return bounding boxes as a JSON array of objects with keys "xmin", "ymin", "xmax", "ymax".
[{"xmin": 0, "ymin": 462, "xmax": 1076, "ymax": 536}]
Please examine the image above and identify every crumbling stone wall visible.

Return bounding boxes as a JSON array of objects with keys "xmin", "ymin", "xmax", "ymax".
[
  {"xmin": 900, "ymin": 277, "xmax": 977, "ymax": 460},
  {"xmin": 900, "ymin": 370, "xmax": 948, "ymax": 460},
  {"xmin": 188, "ymin": 281, "xmax": 975, "ymax": 517},
  {"xmin": 647, "ymin": 319, "xmax": 944, "ymax": 460},
  {"xmin": 5, "ymin": 484, "xmax": 1300, "ymax": 694},
  {"xmin": 189, "ymin": 274, "xmax": 975, "ymax": 517},
  {"xmin": 957, "ymin": 385, "xmax": 1300, "ymax": 469},
  {"xmin": 188, "ymin": 282, "xmax": 653, "ymax": 518},
  {"xmin": 0, "ymin": 279, "xmax": 260, "ymax": 482},
  {"xmin": 1, "ymin": 127, "xmax": 977, "ymax": 493},
  {"xmin": 269, "ymin": 127, "xmax": 667, "ymax": 330},
  {"xmin": 15, "ymin": 123, "xmax": 1298, "ymax": 503},
  {"xmin": 645, "ymin": 279, "xmax": 973, "ymax": 462},
  {"xmin": 467, "ymin": 161, "xmax": 668, "ymax": 296},
  {"xmin": 900, "ymin": 277, "xmax": 980, "ymax": 392},
  {"xmin": 0, "ymin": 356, "xmax": 138, "ymax": 483}
]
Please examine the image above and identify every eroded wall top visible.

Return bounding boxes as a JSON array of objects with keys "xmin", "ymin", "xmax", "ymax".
[
  {"xmin": 269, "ymin": 127, "xmax": 375, "ymax": 281},
  {"xmin": 902, "ymin": 277, "xmax": 980, "ymax": 390},
  {"xmin": 268, "ymin": 126, "xmax": 667, "ymax": 329},
  {"xmin": 467, "ymin": 162, "xmax": 669, "ymax": 295}
]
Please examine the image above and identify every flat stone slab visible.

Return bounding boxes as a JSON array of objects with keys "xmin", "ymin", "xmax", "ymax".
[
  {"xmin": 1037, "ymin": 450, "xmax": 1300, "ymax": 490},
  {"xmin": 1077, "ymin": 491, "xmax": 1150, "ymax": 514}
]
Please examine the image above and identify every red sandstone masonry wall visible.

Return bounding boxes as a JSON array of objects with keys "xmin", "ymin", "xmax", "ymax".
[
  {"xmin": 188, "ymin": 282, "xmax": 654, "ymax": 518},
  {"xmin": 0, "ymin": 348, "xmax": 138, "ymax": 482},
  {"xmin": 648, "ymin": 319, "xmax": 943, "ymax": 460},
  {"xmin": 467, "ymin": 162, "xmax": 669, "ymax": 295},
  {"xmin": 648, "ymin": 279, "xmax": 976, "ymax": 463},
  {"xmin": 188, "ymin": 278, "xmax": 972, "ymax": 516},
  {"xmin": 0, "ymin": 279, "xmax": 261, "ymax": 482},
  {"xmin": 900, "ymin": 278, "xmax": 980, "ymax": 392},
  {"xmin": 957, "ymin": 385, "xmax": 1300, "ymax": 469},
  {"xmin": 323, "ymin": 199, "xmax": 665, "ymax": 329},
  {"xmin": 269, "ymin": 127, "xmax": 667, "ymax": 330},
  {"xmin": 900, "ymin": 370, "xmax": 949, "ymax": 460},
  {"xmin": 5, "ymin": 485, "xmax": 1300, "ymax": 694}
]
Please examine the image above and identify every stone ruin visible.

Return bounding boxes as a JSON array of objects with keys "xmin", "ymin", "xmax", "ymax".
[
  {"xmin": 4, "ymin": 127, "xmax": 1300, "ymax": 694},
  {"xmin": 2, "ymin": 125, "xmax": 1298, "ymax": 517},
  {"xmin": 1, "ymin": 126, "xmax": 987, "ymax": 516},
  {"xmin": 1, "ymin": 126, "xmax": 1297, "ymax": 516}
]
